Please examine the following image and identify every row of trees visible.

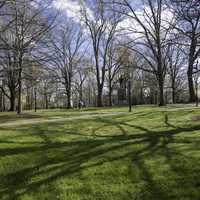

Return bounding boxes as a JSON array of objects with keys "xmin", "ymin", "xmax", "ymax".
[{"xmin": 0, "ymin": 0, "xmax": 200, "ymax": 113}]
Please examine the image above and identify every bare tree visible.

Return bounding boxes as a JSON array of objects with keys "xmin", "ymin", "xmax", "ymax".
[
  {"xmin": 23, "ymin": 61, "xmax": 42, "ymax": 111},
  {"xmin": 48, "ymin": 21, "xmax": 85, "ymax": 108},
  {"xmin": 170, "ymin": 0, "xmax": 200, "ymax": 102},
  {"xmin": 0, "ymin": 45, "xmax": 19, "ymax": 111},
  {"xmin": 112, "ymin": 0, "xmax": 175, "ymax": 106},
  {"xmin": 167, "ymin": 44, "xmax": 186, "ymax": 104},
  {"xmin": 193, "ymin": 60, "xmax": 200, "ymax": 107},
  {"xmin": 0, "ymin": 0, "xmax": 55, "ymax": 114},
  {"xmin": 106, "ymin": 40, "xmax": 126, "ymax": 106},
  {"xmin": 74, "ymin": 58, "xmax": 91, "ymax": 108},
  {"xmin": 81, "ymin": 0, "xmax": 121, "ymax": 107}
]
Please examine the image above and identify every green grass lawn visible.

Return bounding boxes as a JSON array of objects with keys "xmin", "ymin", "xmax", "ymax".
[{"xmin": 0, "ymin": 106, "xmax": 200, "ymax": 200}]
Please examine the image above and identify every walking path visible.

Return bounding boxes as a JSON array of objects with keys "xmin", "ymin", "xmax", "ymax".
[{"xmin": 1, "ymin": 112, "xmax": 127, "ymax": 127}]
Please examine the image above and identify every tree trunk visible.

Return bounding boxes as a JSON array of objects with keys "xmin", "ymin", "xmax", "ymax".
[
  {"xmin": 78, "ymin": 84, "xmax": 83, "ymax": 109},
  {"xmin": 171, "ymin": 80, "xmax": 176, "ymax": 104},
  {"xmin": 158, "ymin": 78, "xmax": 165, "ymax": 106},
  {"xmin": 34, "ymin": 87, "xmax": 37, "ymax": 112},
  {"xmin": 17, "ymin": 68, "xmax": 22, "ymax": 114},
  {"xmin": 187, "ymin": 38, "xmax": 196, "ymax": 103},
  {"xmin": 108, "ymin": 90, "xmax": 112, "ymax": 107},
  {"xmin": 0, "ymin": 91, "xmax": 5, "ymax": 112},
  {"xmin": 128, "ymin": 80, "xmax": 132, "ymax": 112},
  {"xmin": 172, "ymin": 88, "xmax": 175, "ymax": 104},
  {"xmin": 0, "ymin": 91, "xmax": 2, "ymax": 112},
  {"xmin": 195, "ymin": 78, "xmax": 199, "ymax": 107},
  {"xmin": 96, "ymin": 64, "xmax": 104, "ymax": 107},
  {"xmin": 65, "ymin": 75, "xmax": 72, "ymax": 109},
  {"xmin": 140, "ymin": 87, "xmax": 144, "ymax": 104},
  {"xmin": 45, "ymin": 94, "xmax": 48, "ymax": 109},
  {"xmin": 108, "ymin": 80, "xmax": 112, "ymax": 107},
  {"xmin": 187, "ymin": 69, "xmax": 196, "ymax": 102},
  {"xmin": 9, "ymin": 93, "xmax": 15, "ymax": 111},
  {"xmin": 67, "ymin": 89, "xmax": 71, "ymax": 109},
  {"xmin": 79, "ymin": 83, "xmax": 83, "ymax": 103},
  {"xmin": 97, "ymin": 86, "xmax": 103, "ymax": 107}
]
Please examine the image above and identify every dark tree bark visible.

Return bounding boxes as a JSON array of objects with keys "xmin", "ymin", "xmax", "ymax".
[
  {"xmin": 45, "ymin": 94, "xmax": 49, "ymax": 109},
  {"xmin": 97, "ymin": 85, "xmax": 103, "ymax": 107},
  {"xmin": 195, "ymin": 80, "xmax": 199, "ymax": 107},
  {"xmin": 108, "ymin": 80, "xmax": 113, "ymax": 107},
  {"xmin": 66, "ymin": 88, "xmax": 71, "ymax": 109},
  {"xmin": 171, "ymin": 80, "xmax": 176, "ymax": 104},
  {"xmin": 17, "ymin": 66, "xmax": 22, "ymax": 114},
  {"xmin": 128, "ymin": 80, "xmax": 132, "ymax": 112},
  {"xmin": 158, "ymin": 78, "xmax": 164, "ymax": 106},
  {"xmin": 187, "ymin": 67, "xmax": 196, "ymax": 102},
  {"xmin": 34, "ymin": 87, "xmax": 37, "ymax": 112},
  {"xmin": 9, "ymin": 92, "xmax": 15, "ymax": 111}
]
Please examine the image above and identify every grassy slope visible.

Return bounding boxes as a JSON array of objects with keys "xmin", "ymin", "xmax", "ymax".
[{"xmin": 0, "ymin": 106, "xmax": 200, "ymax": 200}]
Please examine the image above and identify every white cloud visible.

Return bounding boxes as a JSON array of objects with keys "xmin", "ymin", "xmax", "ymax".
[{"xmin": 52, "ymin": 0, "xmax": 93, "ymax": 23}]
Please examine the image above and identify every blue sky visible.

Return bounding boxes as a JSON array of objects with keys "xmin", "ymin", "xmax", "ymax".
[{"xmin": 52, "ymin": 0, "xmax": 143, "ymax": 24}]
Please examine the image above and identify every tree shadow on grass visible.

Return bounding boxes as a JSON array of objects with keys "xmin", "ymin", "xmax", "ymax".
[{"xmin": 0, "ymin": 117, "xmax": 200, "ymax": 199}]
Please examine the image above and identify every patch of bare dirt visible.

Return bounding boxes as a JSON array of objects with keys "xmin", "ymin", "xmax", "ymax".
[{"xmin": 191, "ymin": 115, "xmax": 200, "ymax": 121}]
